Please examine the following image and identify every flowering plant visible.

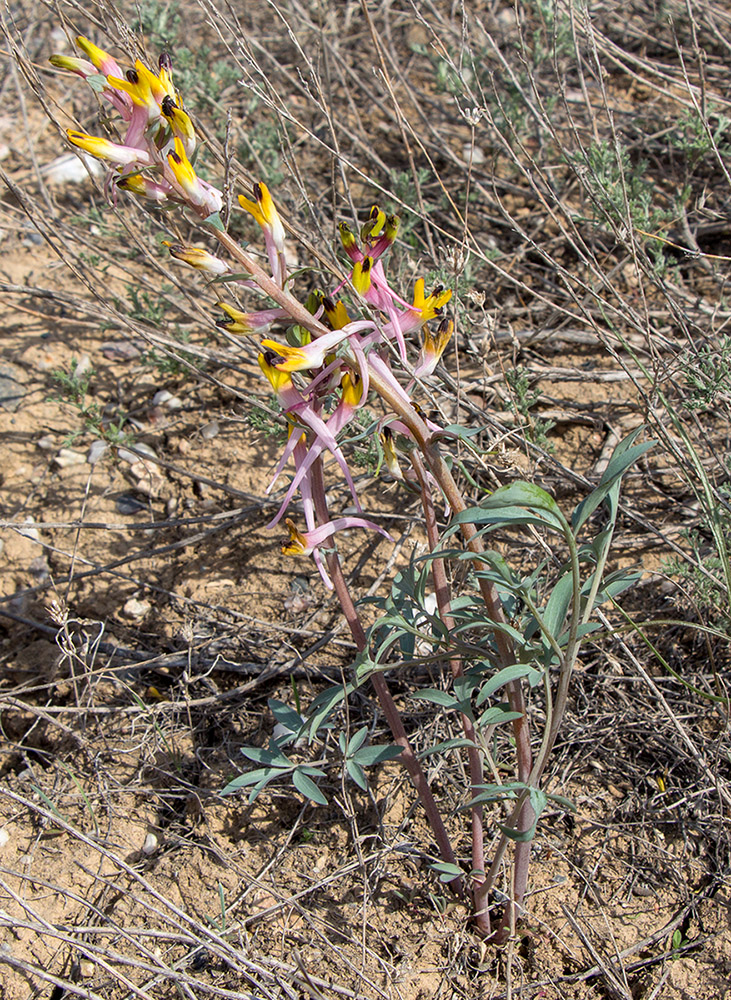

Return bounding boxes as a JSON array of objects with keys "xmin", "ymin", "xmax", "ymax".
[{"xmin": 50, "ymin": 36, "xmax": 649, "ymax": 941}]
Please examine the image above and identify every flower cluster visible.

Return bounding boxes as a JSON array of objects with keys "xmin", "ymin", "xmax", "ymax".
[
  {"xmin": 51, "ymin": 40, "xmax": 455, "ymax": 588},
  {"xmin": 51, "ymin": 36, "xmax": 222, "ymax": 215}
]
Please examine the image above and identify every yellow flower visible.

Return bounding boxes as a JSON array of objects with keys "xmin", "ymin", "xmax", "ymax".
[
  {"xmin": 412, "ymin": 278, "xmax": 452, "ymax": 320},
  {"xmin": 258, "ymin": 351, "xmax": 294, "ymax": 394},
  {"xmin": 282, "ymin": 518, "xmax": 309, "ymax": 556},
  {"xmin": 66, "ymin": 129, "xmax": 149, "ymax": 165},
  {"xmin": 352, "ymin": 257, "xmax": 373, "ymax": 295},
  {"xmin": 167, "ymin": 136, "xmax": 199, "ymax": 197},
  {"xmin": 417, "ymin": 318, "xmax": 454, "ymax": 377},
  {"xmin": 161, "ymin": 95, "xmax": 196, "ymax": 156},
  {"xmin": 163, "ymin": 242, "xmax": 229, "ymax": 275},
  {"xmin": 238, "ymin": 182, "xmax": 285, "ymax": 248},
  {"xmin": 108, "ymin": 60, "xmax": 169, "ymax": 118},
  {"xmin": 323, "ymin": 296, "xmax": 350, "ymax": 330},
  {"xmin": 361, "ymin": 204, "xmax": 386, "ymax": 241},
  {"xmin": 340, "ymin": 371, "xmax": 362, "ymax": 408},
  {"xmin": 74, "ymin": 36, "xmax": 121, "ymax": 76}
]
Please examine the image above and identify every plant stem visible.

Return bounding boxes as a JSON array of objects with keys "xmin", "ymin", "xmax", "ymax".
[
  {"xmin": 411, "ymin": 452, "xmax": 490, "ymax": 935},
  {"xmin": 211, "ymin": 223, "xmax": 535, "ymax": 925},
  {"xmin": 308, "ymin": 456, "xmax": 463, "ymax": 894}
]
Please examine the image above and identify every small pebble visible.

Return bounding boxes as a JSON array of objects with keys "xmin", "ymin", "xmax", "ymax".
[
  {"xmin": 0, "ymin": 829, "xmax": 9, "ymax": 849},
  {"xmin": 142, "ymin": 832, "xmax": 158, "ymax": 855},
  {"xmin": 116, "ymin": 495, "xmax": 146, "ymax": 515},
  {"xmin": 464, "ymin": 143, "xmax": 485, "ymax": 165},
  {"xmin": 79, "ymin": 960, "xmax": 95, "ymax": 978},
  {"xmin": 101, "ymin": 341, "xmax": 141, "ymax": 361},
  {"xmin": 123, "ymin": 597, "xmax": 151, "ymax": 619},
  {"xmin": 200, "ymin": 420, "xmax": 219, "ymax": 440},
  {"xmin": 37, "ymin": 435, "xmax": 57, "ymax": 451},
  {"xmin": 29, "ymin": 557, "xmax": 50, "ymax": 584},
  {"xmin": 152, "ymin": 389, "xmax": 182, "ymax": 409},
  {"xmin": 54, "ymin": 448, "xmax": 86, "ymax": 469},
  {"xmin": 73, "ymin": 355, "xmax": 93, "ymax": 380},
  {"xmin": 0, "ymin": 362, "xmax": 26, "ymax": 413},
  {"xmin": 87, "ymin": 440, "xmax": 108, "ymax": 465}
]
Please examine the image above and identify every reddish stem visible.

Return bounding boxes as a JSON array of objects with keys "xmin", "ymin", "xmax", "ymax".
[
  {"xmin": 411, "ymin": 453, "xmax": 490, "ymax": 935},
  {"xmin": 308, "ymin": 457, "xmax": 463, "ymax": 893}
]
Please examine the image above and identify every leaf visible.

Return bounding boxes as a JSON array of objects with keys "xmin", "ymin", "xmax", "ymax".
[
  {"xmin": 476, "ymin": 663, "xmax": 543, "ymax": 704},
  {"xmin": 589, "ymin": 569, "xmax": 641, "ymax": 605},
  {"xmin": 438, "ymin": 423, "xmax": 486, "ymax": 440},
  {"xmin": 498, "ymin": 787, "xmax": 549, "ymax": 842},
  {"xmin": 351, "ymin": 744, "xmax": 403, "ymax": 766},
  {"xmin": 465, "ymin": 784, "xmax": 520, "ymax": 808},
  {"xmin": 268, "ymin": 699, "xmax": 305, "ymax": 735},
  {"xmin": 481, "ymin": 482, "xmax": 562, "ymax": 514},
  {"xmin": 542, "ymin": 570, "xmax": 575, "ymax": 640},
  {"xmin": 430, "ymin": 861, "xmax": 463, "ymax": 883},
  {"xmin": 477, "ymin": 705, "xmax": 524, "ymax": 727},
  {"xmin": 305, "ymin": 682, "xmax": 353, "ymax": 738},
  {"xmin": 204, "ymin": 211, "xmax": 225, "ymax": 231},
  {"xmin": 418, "ymin": 738, "xmax": 479, "ymax": 759},
  {"xmin": 240, "ymin": 746, "xmax": 290, "ymax": 767},
  {"xmin": 411, "ymin": 688, "xmax": 460, "ymax": 708},
  {"xmin": 345, "ymin": 759, "xmax": 368, "ymax": 790},
  {"xmin": 572, "ymin": 428, "xmax": 655, "ymax": 532},
  {"xmin": 86, "ymin": 73, "xmax": 107, "ymax": 93},
  {"xmin": 545, "ymin": 791, "xmax": 576, "ymax": 811},
  {"xmin": 220, "ymin": 766, "xmax": 282, "ymax": 798},
  {"xmin": 346, "ymin": 725, "xmax": 370, "ymax": 756},
  {"xmin": 292, "ymin": 769, "xmax": 328, "ymax": 805},
  {"xmin": 445, "ymin": 506, "xmax": 563, "ymax": 536}
]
